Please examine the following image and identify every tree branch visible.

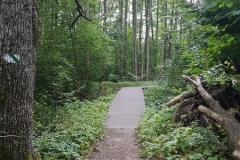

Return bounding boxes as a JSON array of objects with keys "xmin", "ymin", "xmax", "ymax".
[
  {"xmin": 71, "ymin": 0, "xmax": 92, "ymax": 27},
  {"xmin": 165, "ymin": 90, "xmax": 197, "ymax": 107},
  {"xmin": 198, "ymin": 105, "xmax": 224, "ymax": 124},
  {"xmin": 182, "ymin": 75, "xmax": 226, "ymax": 114}
]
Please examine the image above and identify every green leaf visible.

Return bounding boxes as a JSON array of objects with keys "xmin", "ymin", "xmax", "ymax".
[
  {"xmin": 232, "ymin": 10, "xmax": 240, "ymax": 16},
  {"xmin": 225, "ymin": 2, "xmax": 233, "ymax": 8}
]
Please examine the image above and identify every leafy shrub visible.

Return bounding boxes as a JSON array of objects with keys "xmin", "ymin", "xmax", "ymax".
[
  {"xmin": 143, "ymin": 87, "xmax": 177, "ymax": 109},
  {"xmin": 34, "ymin": 95, "xmax": 113, "ymax": 160}
]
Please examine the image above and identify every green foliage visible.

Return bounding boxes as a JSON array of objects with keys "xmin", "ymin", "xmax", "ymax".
[
  {"xmin": 183, "ymin": 0, "xmax": 240, "ymax": 77},
  {"xmin": 137, "ymin": 86, "xmax": 232, "ymax": 159},
  {"xmin": 34, "ymin": 96, "xmax": 113, "ymax": 160},
  {"xmin": 91, "ymin": 81, "xmax": 156, "ymax": 98},
  {"xmin": 36, "ymin": 0, "xmax": 118, "ymax": 106},
  {"xmin": 143, "ymin": 87, "xmax": 177, "ymax": 109}
]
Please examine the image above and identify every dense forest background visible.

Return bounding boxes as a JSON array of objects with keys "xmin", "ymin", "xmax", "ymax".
[
  {"xmin": 33, "ymin": 0, "xmax": 240, "ymax": 159},
  {"xmin": 36, "ymin": 0, "xmax": 240, "ymax": 103}
]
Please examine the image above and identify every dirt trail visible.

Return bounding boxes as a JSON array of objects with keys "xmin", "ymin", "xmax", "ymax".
[
  {"xmin": 88, "ymin": 87, "xmax": 147, "ymax": 160},
  {"xmin": 88, "ymin": 128, "xmax": 145, "ymax": 160}
]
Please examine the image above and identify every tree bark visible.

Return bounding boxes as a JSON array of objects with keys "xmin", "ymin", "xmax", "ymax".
[
  {"xmin": 103, "ymin": 0, "xmax": 107, "ymax": 32},
  {"xmin": 139, "ymin": 0, "xmax": 144, "ymax": 81},
  {"xmin": 162, "ymin": 0, "xmax": 168, "ymax": 64},
  {"xmin": 145, "ymin": 0, "xmax": 150, "ymax": 81},
  {"xmin": 132, "ymin": 0, "xmax": 137, "ymax": 78},
  {"xmin": 165, "ymin": 91, "xmax": 197, "ymax": 107},
  {"xmin": 0, "ymin": 0, "xmax": 39, "ymax": 159},
  {"xmin": 118, "ymin": 0, "xmax": 124, "ymax": 79},
  {"xmin": 123, "ymin": 0, "xmax": 128, "ymax": 77}
]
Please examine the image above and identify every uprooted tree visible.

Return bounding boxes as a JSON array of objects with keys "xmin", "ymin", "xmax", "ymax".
[{"xmin": 165, "ymin": 75, "xmax": 240, "ymax": 160}]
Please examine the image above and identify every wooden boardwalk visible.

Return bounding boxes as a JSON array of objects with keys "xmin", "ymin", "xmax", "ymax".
[
  {"xmin": 105, "ymin": 86, "xmax": 146, "ymax": 128},
  {"xmin": 88, "ymin": 86, "xmax": 147, "ymax": 160}
]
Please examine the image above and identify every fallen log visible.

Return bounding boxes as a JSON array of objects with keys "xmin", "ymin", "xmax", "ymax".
[
  {"xmin": 175, "ymin": 75, "xmax": 240, "ymax": 159},
  {"xmin": 165, "ymin": 90, "xmax": 197, "ymax": 107}
]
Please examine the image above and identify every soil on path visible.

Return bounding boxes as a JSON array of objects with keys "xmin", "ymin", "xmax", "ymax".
[
  {"xmin": 88, "ymin": 87, "xmax": 147, "ymax": 160},
  {"xmin": 88, "ymin": 128, "xmax": 145, "ymax": 160}
]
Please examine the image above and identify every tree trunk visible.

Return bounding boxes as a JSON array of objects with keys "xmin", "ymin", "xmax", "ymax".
[
  {"xmin": 145, "ymin": 0, "xmax": 150, "ymax": 81},
  {"xmin": 154, "ymin": 0, "xmax": 160, "ymax": 69},
  {"xmin": 118, "ymin": 0, "xmax": 124, "ymax": 79},
  {"xmin": 132, "ymin": 0, "xmax": 137, "ymax": 78},
  {"xmin": 139, "ymin": 0, "xmax": 144, "ymax": 81},
  {"xmin": 123, "ymin": 0, "xmax": 128, "ymax": 77},
  {"xmin": 162, "ymin": 0, "xmax": 168, "ymax": 64},
  {"xmin": 0, "ymin": 0, "xmax": 39, "ymax": 159},
  {"xmin": 103, "ymin": 0, "xmax": 107, "ymax": 32},
  {"xmin": 167, "ymin": 0, "xmax": 174, "ymax": 59}
]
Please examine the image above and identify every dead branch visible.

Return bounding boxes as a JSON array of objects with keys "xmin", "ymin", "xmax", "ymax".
[
  {"xmin": 182, "ymin": 75, "xmax": 226, "ymax": 114},
  {"xmin": 165, "ymin": 90, "xmax": 197, "ymax": 107},
  {"xmin": 71, "ymin": 0, "xmax": 93, "ymax": 27},
  {"xmin": 182, "ymin": 75, "xmax": 240, "ymax": 159}
]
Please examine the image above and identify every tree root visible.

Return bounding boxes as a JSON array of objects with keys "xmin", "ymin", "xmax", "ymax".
[{"xmin": 165, "ymin": 75, "xmax": 240, "ymax": 159}]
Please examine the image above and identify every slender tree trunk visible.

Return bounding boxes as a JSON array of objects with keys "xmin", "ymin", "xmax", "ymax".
[
  {"xmin": 162, "ymin": 0, "xmax": 168, "ymax": 64},
  {"xmin": 139, "ymin": 0, "xmax": 144, "ymax": 81},
  {"xmin": 132, "ymin": 0, "xmax": 137, "ymax": 78},
  {"xmin": 145, "ymin": 0, "xmax": 150, "ymax": 81},
  {"xmin": 149, "ymin": 0, "xmax": 155, "ymax": 72},
  {"xmin": 123, "ymin": 0, "xmax": 128, "ymax": 77},
  {"xmin": 150, "ymin": 0, "xmax": 154, "ymax": 39},
  {"xmin": 103, "ymin": 0, "xmax": 107, "ymax": 31},
  {"xmin": 155, "ymin": 0, "xmax": 160, "ymax": 68},
  {"xmin": 119, "ymin": 0, "xmax": 124, "ymax": 79},
  {"xmin": 0, "ymin": 1, "xmax": 39, "ymax": 159},
  {"xmin": 167, "ymin": 1, "xmax": 174, "ymax": 59}
]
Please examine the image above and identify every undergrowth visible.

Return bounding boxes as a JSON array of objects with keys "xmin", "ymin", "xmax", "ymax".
[
  {"xmin": 137, "ymin": 87, "xmax": 232, "ymax": 160},
  {"xmin": 34, "ymin": 96, "xmax": 113, "ymax": 160},
  {"xmin": 33, "ymin": 81, "xmax": 154, "ymax": 159}
]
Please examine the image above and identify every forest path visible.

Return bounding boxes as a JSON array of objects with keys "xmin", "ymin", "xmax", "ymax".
[{"xmin": 88, "ymin": 86, "xmax": 147, "ymax": 160}]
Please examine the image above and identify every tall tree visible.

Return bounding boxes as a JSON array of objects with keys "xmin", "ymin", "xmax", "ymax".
[
  {"xmin": 132, "ymin": 0, "xmax": 137, "ymax": 77},
  {"xmin": 123, "ymin": 0, "xmax": 128, "ymax": 77},
  {"xmin": 119, "ymin": 0, "xmax": 124, "ymax": 79},
  {"xmin": 103, "ymin": 0, "xmax": 107, "ymax": 31},
  {"xmin": 145, "ymin": 0, "xmax": 150, "ymax": 80},
  {"xmin": 0, "ymin": 0, "xmax": 39, "ymax": 159},
  {"xmin": 155, "ymin": 0, "xmax": 160, "ymax": 67},
  {"xmin": 162, "ymin": 0, "xmax": 168, "ymax": 64},
  {"xmin": 139, "ymin": 0, "xmax": 144, "ymax": 81}
]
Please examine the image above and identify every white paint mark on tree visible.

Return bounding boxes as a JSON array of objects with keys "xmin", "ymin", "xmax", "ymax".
[{"xmin": 3, "ymin": 53, "xmax": 20, "ymax": 63}]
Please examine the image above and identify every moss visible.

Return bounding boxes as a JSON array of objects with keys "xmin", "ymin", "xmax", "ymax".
[{"xmin": 27, "ymin": 152, "xmax": 42, "ymax": 160}]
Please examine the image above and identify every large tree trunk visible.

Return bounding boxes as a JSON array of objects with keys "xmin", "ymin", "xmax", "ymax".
[{"xmin": 0, "ymin": 1, "xmax": 39, "ymax": 159}]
